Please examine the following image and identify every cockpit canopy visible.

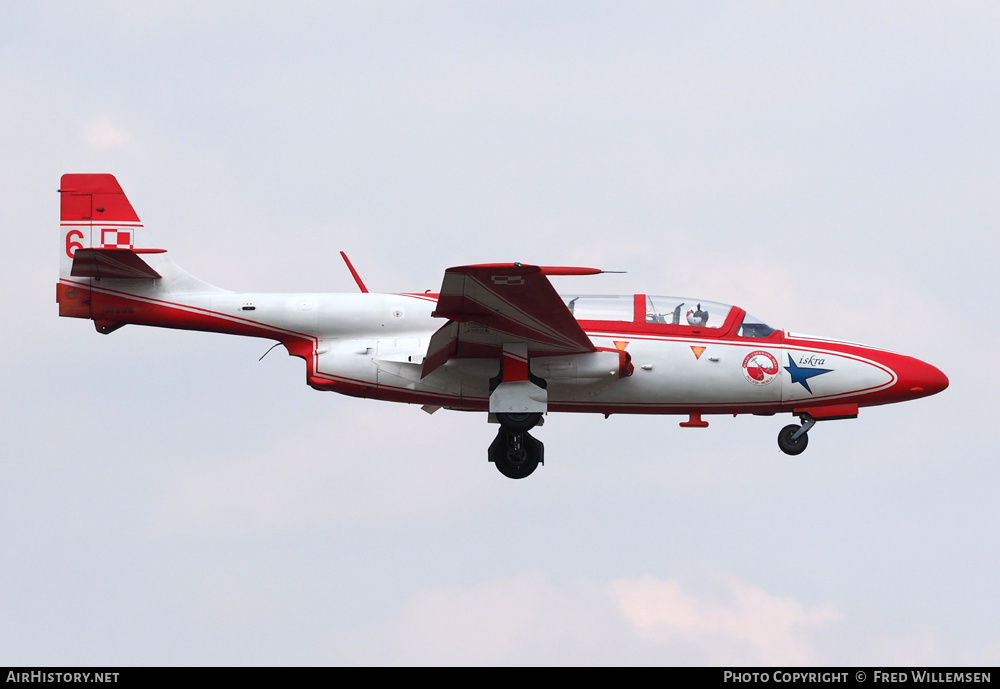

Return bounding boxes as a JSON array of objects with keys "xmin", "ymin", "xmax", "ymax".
[
  {"xmin": 644, "ymin": 296, "xmax": 730, "ymax": 328},
  {"xmin": 560, "ymin": 294, "xmax": 776, "ymax": 338},
  {"xmin": 737, "ymin": 311, "xmax": 776, "ymax": 338},
  {"xmin": 562, "ymin": 295, "xmax": 634, "ymax": 321}
]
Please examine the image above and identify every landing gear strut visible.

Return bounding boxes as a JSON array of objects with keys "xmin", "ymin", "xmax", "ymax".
[
  {"xmin": 777, "ymin": 414, "xmax": 816, "ymax": 456},
  {"xmin": 488, "ymin": 344, "xmax": 546, "ymax": 478},
  {"xmin": 489, "ymin": 414, "xmax": 544, "ymax": 479}
]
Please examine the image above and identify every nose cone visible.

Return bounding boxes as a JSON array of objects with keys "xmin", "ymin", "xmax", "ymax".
[{"xmin": 897, "ymin": 357, "xmax": 949, "ymax": 399}]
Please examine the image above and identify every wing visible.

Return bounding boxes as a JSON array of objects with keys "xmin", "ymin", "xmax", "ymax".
[{"xmin": 421, "ymin": 263, "xmax": 597, "ymax": 377}]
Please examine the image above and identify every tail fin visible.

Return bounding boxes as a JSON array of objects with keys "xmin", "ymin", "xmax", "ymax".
[
  {"xmin": 59, "ymin": 174, "xmax": 148, "ymax": 279},
  {"xmin": 57, "ymin": 174, "xmax": 222, "ymax": 332},
  {"xmin": 58, "ymin": 174, "xmax": 158, "ymax": 323}
]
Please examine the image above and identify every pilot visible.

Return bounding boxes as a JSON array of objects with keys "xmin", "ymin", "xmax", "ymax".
[{"xmin": 686, "ymin": 303, "xmax": 709, "ymax": 327}]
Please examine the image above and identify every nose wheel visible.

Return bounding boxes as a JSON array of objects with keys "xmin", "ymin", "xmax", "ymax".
[{"xmin": 777, "ymin": 414, "xmax": 816, "ymax": 456}]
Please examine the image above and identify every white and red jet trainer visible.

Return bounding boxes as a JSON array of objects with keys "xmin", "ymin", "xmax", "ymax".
[{"xmin": 57, "ymin": 174, "xmax": 948, "ymax": 478}]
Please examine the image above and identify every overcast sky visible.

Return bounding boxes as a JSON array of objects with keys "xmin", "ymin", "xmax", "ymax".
[{"xmin": 1, "ymin": 1, "xmax": 997, "ymax": 666}]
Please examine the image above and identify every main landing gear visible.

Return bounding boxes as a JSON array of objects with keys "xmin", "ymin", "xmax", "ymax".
[
  {"xmin": 777, "ymin": 413, "xmax": 816, "ymax": 456},
  {"xmin": 489, "ymin": 413, "xmax": 544, "ymax": 479}
]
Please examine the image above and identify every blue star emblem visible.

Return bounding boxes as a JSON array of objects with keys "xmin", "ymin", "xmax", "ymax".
[{"xmin": 785, "ymin": 355, "xmax": 833, "ymax": 394}]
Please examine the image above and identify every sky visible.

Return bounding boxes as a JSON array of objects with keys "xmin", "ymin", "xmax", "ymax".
[{"xmin": 1, "ymin": 1, "xmax": 997, "ymax": 666}]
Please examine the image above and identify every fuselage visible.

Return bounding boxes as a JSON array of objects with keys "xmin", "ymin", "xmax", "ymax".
[{"xmin": 70, "ymin": 277, "xmax": 948, "ymax": 419}]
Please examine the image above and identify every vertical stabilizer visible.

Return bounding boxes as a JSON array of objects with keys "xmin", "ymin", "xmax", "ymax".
[
  {"xmin": 59, "ymin": 174, "xmax": 144, "ymax": 281},
  {"xmin": 58, "ymin": 174, "xmax": 148, "ymax": 320}
]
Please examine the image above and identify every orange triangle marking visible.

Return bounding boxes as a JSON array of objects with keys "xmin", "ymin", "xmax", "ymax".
[
  {"xmin": 691, "ymin": 346, "xmax": 706, "ymax": 360},
  {"xmin": 613, "ymin": 340, "xmax": 629, "ymax": 351}
]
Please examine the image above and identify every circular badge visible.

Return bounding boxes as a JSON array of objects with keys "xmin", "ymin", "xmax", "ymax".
[{"xmin": 742, "ymin": 350, "xmax": 779, "ymax": 386}]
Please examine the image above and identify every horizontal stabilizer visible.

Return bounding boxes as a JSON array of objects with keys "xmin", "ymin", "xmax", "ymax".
[{"xmin": 71, "ymin": 248, "xmax": 162, "ymax": 280}]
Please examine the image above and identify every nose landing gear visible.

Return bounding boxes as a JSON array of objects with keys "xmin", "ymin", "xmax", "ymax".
[{"xmin": 777, "ymin": 414, "xmax": 816, "ymax": 456}]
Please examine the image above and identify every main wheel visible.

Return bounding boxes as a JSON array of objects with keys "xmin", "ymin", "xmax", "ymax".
[
  {"xmin": 496, "ymin": 412, "xmax": 542, "ymax": 432},
  {"xmin": 489, "ymin": 429, "xmax": 543, "ymax": 479},
  {"xmin": 777, "ymin": 424, "xmax": 809, "ymax": 455}
]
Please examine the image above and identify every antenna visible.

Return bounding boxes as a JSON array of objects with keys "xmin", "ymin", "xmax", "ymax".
[{"xmin": 340, "ymin": 251, "xmax": 369, "ymax": 293}]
